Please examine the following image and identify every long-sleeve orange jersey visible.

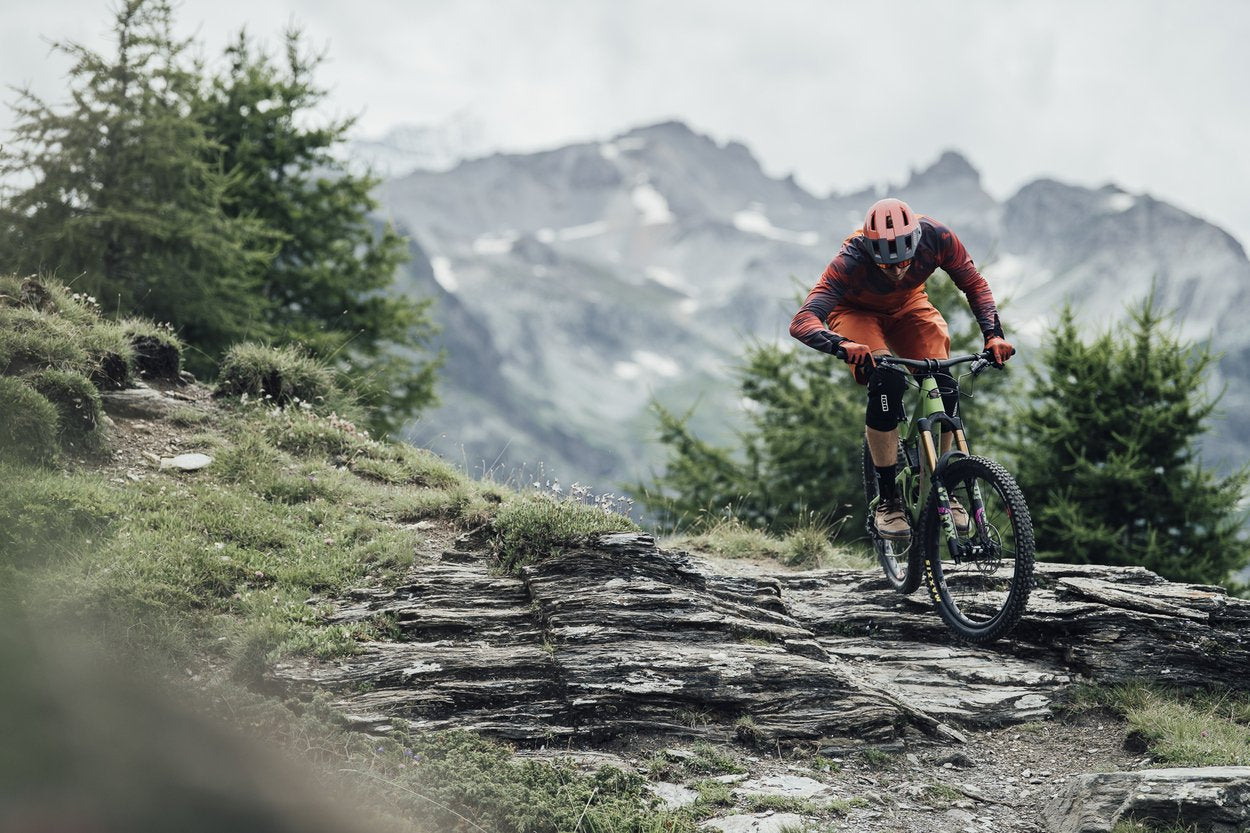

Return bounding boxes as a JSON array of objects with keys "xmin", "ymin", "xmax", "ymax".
[{"xmin": 789, "ymin": 217, "xmax": 1003, "ymax": 355}]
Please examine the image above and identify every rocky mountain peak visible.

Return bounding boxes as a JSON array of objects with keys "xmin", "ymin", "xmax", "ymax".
[
  {"xmin": 906, "ymin": 149, "xmax": 982, "ymax": 190},
  {"xmin": 377, "ymin": 123, "xmax": 1250, "ymax": 498}
]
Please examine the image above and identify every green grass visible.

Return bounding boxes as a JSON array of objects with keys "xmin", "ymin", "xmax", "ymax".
[
  {"xmin": 1111, "ymin": 822, "xmax": 1201, "ymax": 833},
  {"xmin": 0, "ymin": 276, "xmax": 136, "ymax": 389},
  {"xmin": 27, "ymin": 367, "xmax": 104, "ymax": 445},
  {"xmin": 0, "ymin": 377, "xmax": 61, "ymax": 465},
  {"xmin": 1065, "ymin": 683, "xmax": 1250, "ymax": 766},
  {"xmin": 666, "ymin": 516, "xmax": 872, "ymax": 570},
  {"xmin": 923, "ymin": 782, "xmax": 962, "ymax": 803},
  {"xmin": 491, "ymin": 488, "xmax": 639, "ymax": 573},
  {"xmin": 691, "ymin": 778, "xmax": 734, "ymax": 810},
  {"xmin": 859, "ymin": 747, "xmax": 895, "ymax": 769},
  {"xmin": 646, "ymin": 742, "xmax": 747, "ymax": 782},
  {"xmin": 9, "ymin": 400, "xmax": 499, "ymax": 673},
  {"xmin": 216, "ymin": 341, "xmax": 342, "ymax": 410}
]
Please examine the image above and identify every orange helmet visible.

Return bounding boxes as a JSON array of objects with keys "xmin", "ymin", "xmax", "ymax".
[{"xmin": 863, "ymin": 198, "xmax": 922, "ymax": 265}]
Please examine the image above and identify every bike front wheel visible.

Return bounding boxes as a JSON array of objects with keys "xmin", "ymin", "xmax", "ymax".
[{"xmin": 921, "ymin": 456, "xmax": 1034, "ymax": 643}]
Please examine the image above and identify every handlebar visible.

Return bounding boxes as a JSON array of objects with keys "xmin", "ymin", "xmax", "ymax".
[
  {"xmin": 832, "ymin": 348, "xmax": 997, "ymax": 377},
  {"xmin": 875, "ymin": 352, "xmax": 993, "ymax": 374}
]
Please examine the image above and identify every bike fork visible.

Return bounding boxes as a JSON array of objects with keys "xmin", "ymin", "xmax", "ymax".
[{"xmin": 934, "ymin": 479, "xmax": 988, "ymax": 562}]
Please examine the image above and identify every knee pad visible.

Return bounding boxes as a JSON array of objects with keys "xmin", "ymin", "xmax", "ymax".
[{"xmin": 865, "ymin": 365, "xmax": 908, "ymax": 430}]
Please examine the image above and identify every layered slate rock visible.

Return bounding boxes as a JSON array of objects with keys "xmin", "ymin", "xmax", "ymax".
[
  {"xmin": 521, "ymin": 534, "xmax": 905, "ymax": 743},
  {"xmin": 273, "ymin": 534, "xmax": 920, "ymax": 744},
  {"xmin": 1013, "ymin": 563, "xmax": 1250, "ymax": 690},
  {"xmin": 273, "ymin": 534, "xmax": 1250, "ymax": 744},
  {"xmin": 772, "ymin": 561, "xmax": 1250, "ymax": 703},
  {"xmin": 1042, "ymin": 767, "xmax": 1250, "ymax": 833},
  {"xmin": 272, "ymin": 555, "xmax": 569, "ymax": 739},
  {"xmin": 822, "ymin": 638, "xmax": 1071, "ymax": 727}
]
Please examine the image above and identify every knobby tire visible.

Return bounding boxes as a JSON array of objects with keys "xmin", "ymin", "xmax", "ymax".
[{"xmin": 921, "ymin": 455, "xmax": 1034, "ymax": 644}]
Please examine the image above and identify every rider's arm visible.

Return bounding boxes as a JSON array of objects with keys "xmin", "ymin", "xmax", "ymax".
[
  {"xmin": 789, "ymin": 256, "xmax": 856, "ymax": 354},
  {"xmin": 933, "ymin": 222, "xmax": 1006, "ymax": 340}
]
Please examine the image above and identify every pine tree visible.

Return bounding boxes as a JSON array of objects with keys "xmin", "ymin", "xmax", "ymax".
[
  {"xmin": 636, "ymin": 340, "xmax": 866, "ymax": 533},
  {"xmin": 0, "ymin": 0, "xmax": 274, "ymax": 371},
  {"xmin": 196, "ymin": 30, "xmax": 440, "ymax": 431},
  {"xmin": 1012, "ymin": 294, "xmax": 1247, "ymax": 585}
]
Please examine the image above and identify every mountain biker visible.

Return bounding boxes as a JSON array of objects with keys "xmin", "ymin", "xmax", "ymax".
[{"xmin": 789, "ymin": 197, "xmax": 1014, "ymax": 540}]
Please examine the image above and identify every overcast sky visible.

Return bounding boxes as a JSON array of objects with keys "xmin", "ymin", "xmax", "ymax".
[{"xmin": 5, "ymin": 1, "xmax": 1249, "ymax": 246}]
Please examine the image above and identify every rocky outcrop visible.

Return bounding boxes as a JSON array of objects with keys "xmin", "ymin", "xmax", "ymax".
[
  {"xmin": 275, "ymin": 535, "xmax": 939, "ymax": 746},
  {"xmin": 1042, "ymin": 767, "xmax": 1250, "ymax": 833},
  {"xmin": 271, "ymin": 534, "xmax": 1250, "ymax": 748},
  {"xmin": 782, "ymin": 561, "xmax": 1250, "ymax": 693}
]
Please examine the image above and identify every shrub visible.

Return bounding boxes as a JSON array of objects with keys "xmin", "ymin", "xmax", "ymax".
[
  {"xmin": 257, "ymin": 405, "xmax": 378, "ymax": 460},
  {"xmin": 216, "ymin": 342, "xmax": 338, "ymax": 408},
  {"xmin": 80, "ymin": 320, "xmax": 134, "ymax": 390},
  {"xmin": 492, "ymin": 488, "xmax": 639, "ymax": 573},
  {"xmin": 0, "ymin": 378, "xmax": 60, "ymax": 465},
  {"xmin": 26, "ymin": 369, "xmax": 103, "ymax": 444},
  {"xmin": 0, "ymin": 276, "xmax": 132, "ymax": 388},
  {"xmin": 122, "ymin": 318, "xmax": 183, "ymax": 381},
  {"xmin": 0, "ymin": 305, "xmax": 90, "ymax": 377}
]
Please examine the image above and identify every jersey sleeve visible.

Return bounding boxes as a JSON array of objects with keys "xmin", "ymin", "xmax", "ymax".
[
  {"xmin": 932, "ymin": 222, "xmax": 1005, "ymax": 339},
  {"xmin": 789, "ymin": 255, "xmax": 855, "ymax": 354}
]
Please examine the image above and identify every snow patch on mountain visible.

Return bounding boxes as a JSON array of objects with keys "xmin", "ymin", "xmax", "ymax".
[
  {"xmin": 614, "ymin": 351, "xmax": 682, "ymax": 380},
  {"xmin": 1103, "ymin": 192, "xmax": 1136, "ymax": 213},
  {"xmin": 732, "ymin": 207, "xmax": 819, "ymax": 245},
  {"xmin": 473, "ymin": 232, "xmax": 518, "ymax": 255},
  {"xmin": 537, "ymin": 222, "xmax": 609, "ymax": 243},
  {"xmin": 599, "ymin": 138, "xmax": 647, "ymax": 160},
  {"xmin": 632, "ymin": 183, "xmax": 674, "ymax": 225},
  {"xmin": 645, "ymin": 265, "xmax": 690, "ymax": 292},
  {"xmin": 430, "ymin": 257, "xmax": 458, "ymax": 292}
]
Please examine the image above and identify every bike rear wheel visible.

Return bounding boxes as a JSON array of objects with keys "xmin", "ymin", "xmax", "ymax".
[
  {"xmin": 921, "ymin": 455, "xmax": 1034, "ymax": 643},
  {"xmin": 862, "ymin": 438, "xmax": 920, "ymax": 593}
]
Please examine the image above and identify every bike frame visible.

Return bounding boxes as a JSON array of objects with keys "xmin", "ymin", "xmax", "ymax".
[
  {"xmin": 876, "ymin": 355, "xmax": 990, "ymax": 557},
  {"xmin": 900, "ymin": 374, "xmax": 975, "ymax": 551}
]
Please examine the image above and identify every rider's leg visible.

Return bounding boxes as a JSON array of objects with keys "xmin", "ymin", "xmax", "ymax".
[
  {"xmin": 866, "ymin": 425, "xmax": 901, "ymax": 468},
  {"xmin": 865, "ymin": 360, "xmax": 908, "ymax": 508}
]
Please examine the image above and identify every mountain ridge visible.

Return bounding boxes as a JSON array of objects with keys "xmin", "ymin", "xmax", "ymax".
[{"xmin": 376, "ymin": 119, "xmax": 1250, "ymax": 493}]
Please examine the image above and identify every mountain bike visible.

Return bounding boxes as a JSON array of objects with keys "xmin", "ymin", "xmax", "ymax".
[{"xmin": 854, "ymin": 351, "xmax": 1035, "ymax": 643}]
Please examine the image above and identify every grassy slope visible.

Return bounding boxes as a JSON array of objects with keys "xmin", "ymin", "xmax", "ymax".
[{"xmin": 4, "ymin": 277, "xmax": 1248, "ymax": 833}]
